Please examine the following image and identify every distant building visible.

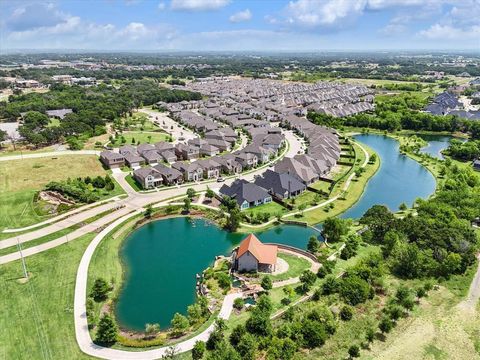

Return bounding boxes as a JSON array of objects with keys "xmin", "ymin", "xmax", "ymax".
[{"xmin": 234, "ymin": 234, "xmax": 278, "ymax": 273}]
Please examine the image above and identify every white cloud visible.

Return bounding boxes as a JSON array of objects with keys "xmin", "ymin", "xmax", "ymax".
[
  {"xmin": 170, "ymin": 0, "xmax": 230, "ymax": 11},
  {"xmin": 418, "ymin": 24, "xmax": 480, "ymax": 40},
  {"xmin": 229, "ymin": 9, "xmax": 252, "ymax": 23},
  {"xmin": 285, "ymin": 0, "xmax": 367, "ymax": 28},
  {"xmin": 158, "ymin": 2, "xmax": 166, "ymax": 10}
]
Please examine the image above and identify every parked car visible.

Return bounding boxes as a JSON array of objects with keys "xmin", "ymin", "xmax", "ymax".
[{"xmin": 217, "ymin": 176, "xmax": 225, "ymax": 182}]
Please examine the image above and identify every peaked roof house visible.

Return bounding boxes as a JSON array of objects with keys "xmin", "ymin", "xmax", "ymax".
[
  {"xmin": 274, "ymin": 157, "xmax": 319, "ymax": 185},
  {"xmin": 234, "ymin": 234, "xmax": 278, "ymax": 273},
  {"xmin": 99, "ymin": 151, "xmax": 125, "ymax": 169},
  {"xmin": 219, "ymin": 179, "xmax": 272, "ymax": 210},
  {"xmin": 133, "ymin": 167, "xmax": 163, "ymax": 189},
  {"xmin": 254, "ymin": 169, "xmax": 306, "ymax": 199}
]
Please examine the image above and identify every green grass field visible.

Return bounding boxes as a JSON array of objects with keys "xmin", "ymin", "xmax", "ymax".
[
  {"xmin": 0, "ymin": 155, "xmax": 124, "ymax": 232},
  {"xmin": 243, "ymin": 201, "xmax": 287, "ymax": 218},
  {"xmin": 0, "ymin": 233, "xmax": 96, "ymax": 360},
  {"xmin": 109, "ymin": 131, "xmax": 170, "ymax": 147}
]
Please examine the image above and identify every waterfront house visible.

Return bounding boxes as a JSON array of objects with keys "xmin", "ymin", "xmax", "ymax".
[
  {"xmin": 254, "ymin": 169, "xmax": 306, "ymax": 199},
  {"xmin": 219, "ymin": 179, "xmax": 272, "ymax": 210},
  {"xmin": 234, "ymin": 234, "xmax": 278, "ymax": 273}
]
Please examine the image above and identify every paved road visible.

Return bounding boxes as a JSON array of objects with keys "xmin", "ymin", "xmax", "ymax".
[
  {"xmin": 73, "ymin": 211, "xmax": 242, "ymax": 359},
  {"xmin": 0, "ymin": 130, "xmax": 302, "ymax": 264}
]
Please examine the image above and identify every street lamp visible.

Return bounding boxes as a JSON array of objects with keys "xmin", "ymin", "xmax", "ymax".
[{"xmin": 16, "ymin": 237, "xmax": 28, "ymax": 279}]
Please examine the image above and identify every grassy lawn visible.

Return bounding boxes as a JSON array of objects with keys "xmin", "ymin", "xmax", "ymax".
[
  {"xmin": 0, "ymin": 232, "xmax": 96, "ymax": 360},
  {"xmin": 109, "ymin": 131, "xmax": 171, "ymax": 147},
  {"xmin": 125, "ymin": 174, "xmax": 144, "ymax": 191},
  {"xmin": 0, "ymin": 155, "xmax": 124, "ymax": 232},
  {"xmin": 291, "ymin": 189, "xmax": 325, "ymax": 208},
  {"xmin": 243, "ymin": 201, "xmax": 288, "ymax": 218},
  {"xmin": 293, "ymin": 141, "xmax": 380, "ymax": 225},
  {"xmin": 268, "ymin": 252, "xmax": 311, "ymax": 282}
]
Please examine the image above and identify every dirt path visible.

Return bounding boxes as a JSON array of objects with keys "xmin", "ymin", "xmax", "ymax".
[{"xmin": 458, "ymin": 254, "xmax": 480, "ymax": 311}]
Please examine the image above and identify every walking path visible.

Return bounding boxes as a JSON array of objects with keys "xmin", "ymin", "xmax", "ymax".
[
  {"xmin": 2, "ymin": 196, "xmax": 124, "ymax": 234},
  {"xmin": 272, "ymin": 248, "xmax": 321, "ymax": 288},
  {"xmin": 458, "ymin": 254, "xmax": 480, "ymax": 311},
  {"xmin": 73, "ymin": 209, "xmax": 242, "ymax": 359},
  {"xmin": 0, "ymin": 150, "xmax": 100, "ymax": 162}
]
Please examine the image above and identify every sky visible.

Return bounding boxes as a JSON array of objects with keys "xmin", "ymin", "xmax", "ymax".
[{"xmin": 1, "ymin": 0, "xmax": 479, "ymax": 52}]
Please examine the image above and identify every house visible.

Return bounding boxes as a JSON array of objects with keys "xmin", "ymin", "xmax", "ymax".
[
  {"xmin": 206, "ymin": 138, "xmax": 231, "ymax": 152},
  {"xmin": 153, "ymin": 164, "xmax": 183, "ymax": 185},
  {"xmin": 133, "ymin": 167, "xmax": 163, "ymax": 189},
  {"xmin": 155, "ymin": 141, "xmax": 175, "ymax": 153},
  {"xmin": 254, "ymin": 169, "xmax": 306, "ymax": 199},
  {"xmin": 242, "ymin": 144, "xmax": 275, "ymax": 163},
  {"xmin": 124, "ymin": 153, "xmax": 145, "ymax": 168},
  {"xmin": 473, "ymin": 159, "xmax": 480, "ymax": 172},
  {"xmin": 137, "ymin": 143, "xmax": 156, "ymax": 155},
  {"xmin": 234, "ymin": 234, "xmax": 278, "ymax": 273},
  {"xmin": 274, "ymin": 157, "xmax": 319, "ymax": 185},
  {"xmin": 219, "ymin": 179, "xmax": 272, "ymax": 210},
  {"xmin": 235, "ymin": 153, "xmax": 258, "ymax": 169},
  {"xmin": 196, "ymin": 159, "xmax": 222, "ymax": 179},
  {"xmin": 199, "ymin": 144, "xmax": 220, "ymax": 157},
  {"xmin": 172, "ymin": 161, "xmax": 204, "ymax": 182},
  {"xmin": 100, "ymin": 151, "xmax": 125, "ymax": 169},
  {"xmin": 46, "ymin": 108, "xmax": 72, "ymax": 120},
  {"xmin": 141, "ymin": 150, "xmax": 162, "ymax": 165},
  {"xmin": 212, "ymin": 155, "xmax": 243, "ymax": 174},
  {"xmin": 175, "ymin": 143, "xmax": 200, "ymax": 160},
  {"xmin": 159, "ymin": 150, "xmax": 177, "ymax": 164},
  {"xmin": 119, "ymin": 145, "xmax": 137, "ymax": 156}
]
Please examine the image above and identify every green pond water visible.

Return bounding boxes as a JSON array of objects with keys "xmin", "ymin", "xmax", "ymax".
[
  {"xmin": 116, "ymin": 134, "xmax": 437, "ymax": 331},
  {"xmin": 116, "ymin": 217, "xmax": 319, "ymax": 330}
]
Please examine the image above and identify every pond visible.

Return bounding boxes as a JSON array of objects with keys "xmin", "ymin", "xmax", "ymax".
[
  {"xmin": 340, "ymin": 134, "xmax": 436, "ymax": 219},
  {"xmin": 418, "ymin": 134, "xmax": 453, "ymax": 160},
  {"xmin": 115, "ymin": 217, "xmax": 318, "ymax": 331},
  {"xmin": 115, "ymin": 133, "xmax": 438, "ymax": 331}
]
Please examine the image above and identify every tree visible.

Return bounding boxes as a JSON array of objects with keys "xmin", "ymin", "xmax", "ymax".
[
  {"xmin": 205, "ymin": 188, "xmax": 215, "ymax": 201},
  {"xmin": 187, "ymin": 303, "xmax": 203, "ymax": 324},
  {"xmin": 206, "ymin": 320, "xmax": 226, "ymax": 350},
  {"xmin": 322, "ymin": 217, "xmax": 349, "ymax": 242},
  {"xmin": 360, "ymin": 205, "xmax": 395, "ymax": 242},
  {"xmin": 322, "ymin": 275, "xmax": 339, "ymax": 295},
  {"xmin": 183, "ymin": 198, "xmax": 192, "ymax": 213},
  {"xmin": 233, "ymin": 297, "xmax": 244, "ymax": 310},
  {"xmin": 340, "ymin": 305, "xmax": 354, "ymax": 321},
  {"xmin": 229, "ymin": 324, "xmax": 246, "ymax": 347},
  {"xmin": 399, "ymin": 203, "xmax": 408, "ymax": 212},
  {"xmin": 365, "ymin": 327, "xmax": 376, "ymax": 344},
  {"xmin": 236, "ymin": 333, "xmax": 257, "ymax": 360},
  {"xmin": 192, "ymin": 341, "xmax": 206, "ymax": 360},
  {"xmin": 144, "ymin": 204, "xmax": 153, "ymax": 218},
  {"xmin": 261, "ymin": 276, "xmax": 273, "ymax": 291},
  {"xmin": 246, "ymin": 309, "xmax": 272, "ymax": 336},
  {"xmin": 95, "ymin": 314, "xmax": 118, "ymax": 344},
  {"xmin": 298, "ymin": 203, "xmax": 307, "ymax": 215},
  {"xmin": 301, "ymin": 320, "xmax": 327, "ymax": 349},
  {"xmin": 307, "ymin": 235, "xmax": 320, "ymax": 254},
  {"xmin": 186, "ymin": 188, "xmax": 196, "ymax": 199},
  {"xmin": 145, "ymin": 323, "xmax": 160, "ymax": 337},
  {"xmin": 215, "ymin": 272, "xmax": 231, "ymax": 290},
  {"xmin": 171, "ymin": 313, "xmax": 189, "ymax": 336},
  {"xmin": 379, "ymin": 317, "xmax": 394, "ymax": 334},
  {"xmin": 339, "ymin": 275, "xmax": 371, "ymax": 306},
  {"xmin": 348, "ymin": 345, "xmax": 360, "ymax": 358},
  {"xmin": 91, "ymin": 278, "xmax": 110, "ymax": 301},
  {"xmin": 300, "ymin": 270, "xmax": 317, "ymax": 292}
]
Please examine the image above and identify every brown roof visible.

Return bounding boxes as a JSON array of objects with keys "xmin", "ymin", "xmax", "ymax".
[{"xmin": 236, "ymin": 234, "xmax": 277, "ymax": 265}]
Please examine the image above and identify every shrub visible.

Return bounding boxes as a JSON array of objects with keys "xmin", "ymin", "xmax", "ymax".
[
  {"xmin": 301, "ymin": 320, "xmax": 327, "ymax": 349},
  {"xmin": 91, "ymin": 278, "xmax": 110, "ymax": 302},
  {"xmin": 192, "ymin": 340, "xmax": 206, "ymax": 360},
  {"xmin": 233, "ymin": 298, "xmax": 245, "ymax": 310},
  {"xmin": 170, "ymin": 313, "xmax": 189, "ymax": 336},
  {"xmin": 215, "ymin": 272, "xmax": 231, "ymax": 290},
  {"xmin": 261, "ymin": 276, "xmax": 273, "ymax": 291},
  {"xmin": 95, "ymin": 314, "xmax": 118, "ymax": 344},
  {"xmin": 348, "ymin": 344, "xmax": 360, "ymax": 358},
  {"xmin": 340, "ymin": 305, "xmax": 354, "ymax": 321}
]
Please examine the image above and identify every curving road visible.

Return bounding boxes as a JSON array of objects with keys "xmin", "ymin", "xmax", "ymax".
[
  {"xmin": 0, "ymin": 130, "xmax": 302, "ymax": 264},
  {"xmin": 73, "ymin": 208, "xmax": 242, "ymax": 359}
]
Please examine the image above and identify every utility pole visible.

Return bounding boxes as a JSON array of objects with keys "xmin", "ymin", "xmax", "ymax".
[{"xmin": 16, "ymin": 237, "xmax": 28, "ymax": 279}]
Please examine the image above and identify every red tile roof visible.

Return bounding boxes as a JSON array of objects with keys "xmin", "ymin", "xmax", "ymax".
[{"xmin": 236, "ymin": 234, "xmax": 277, "ymax": 265}]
